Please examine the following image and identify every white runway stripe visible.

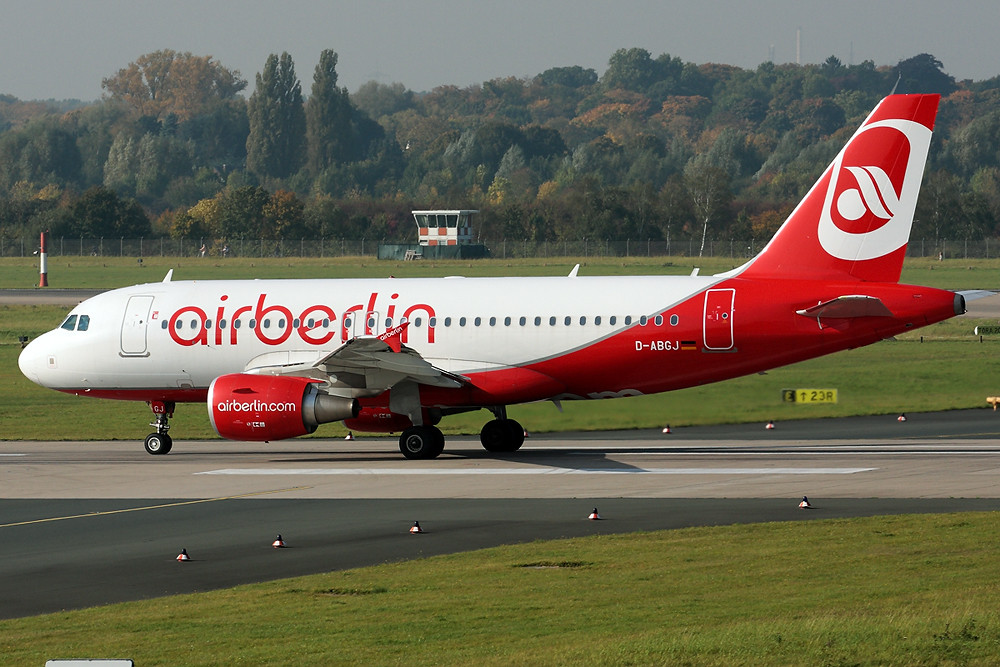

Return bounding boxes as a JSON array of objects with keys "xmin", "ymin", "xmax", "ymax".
[{"xmin": 197, "ymin": 467, "xmax": 876, "ymax": 476}]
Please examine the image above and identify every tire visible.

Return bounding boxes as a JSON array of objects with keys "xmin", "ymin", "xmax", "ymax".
[
  {"xmin": 399, "ymin": 426, "xmax": 444, "ymax": 460},
  {"xmin": 144, "ymin": 433, "xmax": 172, "ymax": 455},
  {"xmin": 480, "ymin": 419, "xmax": 525, "ymax": 453}
]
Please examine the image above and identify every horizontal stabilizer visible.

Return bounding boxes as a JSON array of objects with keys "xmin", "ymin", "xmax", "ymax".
[
  {"xmin": 957, "ymin": 289, "xmax": 995, "ymax": 303},
  {"xmin": 796, "ymin": 295, "xmax": 893, "ymax": 319}
]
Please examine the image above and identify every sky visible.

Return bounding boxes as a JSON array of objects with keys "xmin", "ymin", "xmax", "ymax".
[{"xmin": 2, "ymin": 0, "xmax": 999, "ymax": 102}]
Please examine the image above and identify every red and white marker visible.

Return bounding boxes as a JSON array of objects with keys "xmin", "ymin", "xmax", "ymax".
[
  {"xmin": 588, "ymin": 508, "xmax": 601, "ymax": 520},
  {"xmin": 176, "ymin": 548, "xmax": 190, "ymax": 561},
  {"xmin": 272, "ymin": 534, "xmax": 286, "ymax": 548},
  {"xmin": 409, "ymin": 521, "xmax": 423, "ymax": 534},
  {"xmin": 38, "ymin": 230, "xmax": 48, "ymax": 287}
]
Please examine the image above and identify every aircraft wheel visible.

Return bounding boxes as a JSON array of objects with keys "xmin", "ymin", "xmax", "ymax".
[
  {"xmin": 399, "ymin": 425, "xmax": 444, "ymax": 460},
  {"xmin": 144, "ymin": 432, "xmax": 172, "ymax": 455},
  {"xmin": 480, "ymin": 419, "xmax": 525, "ymax": 453}
]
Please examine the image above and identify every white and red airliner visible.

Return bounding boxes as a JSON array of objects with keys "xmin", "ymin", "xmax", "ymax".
[{"xmin": 19, "ymin": 94, "xmax": 970, "ymax": 458}]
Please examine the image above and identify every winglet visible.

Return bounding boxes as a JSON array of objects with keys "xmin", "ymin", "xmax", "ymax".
[{"xmin": 378, "ymin": 321, "xmax": 410, "ymax": 353}]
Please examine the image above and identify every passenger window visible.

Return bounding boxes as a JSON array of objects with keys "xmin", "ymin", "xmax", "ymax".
[
  {"xmin": 292, "ymin": 318, "xmax": 299, "ymax": 328},
  {"xmin": 624, "ymin": 316, "xmax": 632, "ymax": 325},
  {"xmin": 161, "ymin": 320, "xmax": 168, "ymax": 329},
  {"xmin": 61, "ymin": 315, "xmax": 77, "ymax": 331},
  {"xmin": 640, "ymin": 315, "xmax": 648, "ymax": 326},
  {"xmin": 655, "ymin": 315, "xmax": 663, "ymax": 326},
  {"xmin": 534, "ymin": 316, "xmax": 541, "ymax": 326},
  {"xmin": 549, "ymin": 316, "xmax": 556, "ymax": 326},
  {"xmin": 489, "ymin": 317, "xmax": 497, "ymax": 327},
  {"xmin": 504, "ymin": 316, "xmax": 511, "ymax": 326},
  {"xmin": 610, "ymin": 316, "xmax": 617, "ymax": 326},
  {"xmin": 263, "ymin": 319, "xmax": 270, "ymax": 329},
  {"xmin": 460, "ymin": 317, "xmax": 467, "ymax": 327},
  {"xmin": 579, "ymin": 316, "xmax": 587, "ymax": 326},
  {"xmin": 414, "ymin": 317, "xmax": 423, "ymax": 327},
  {"xmin": 595, "ymin": 316, "xmax": 602, "ymax": 326},
  {"xmin": 519, "ymin": 317, "xmax": 527, "ymax": 326},
  {"xmin": 205, "ymin": 319, "xmax": 212, "ymax": 329},
  {"xmin": 234, "ymin": 320, "xmax": 242, "ymax": 329},
  {"xmin": 474, "ymin": 317, "xmax": 481, "ymax": 327},
  {"xmin": 429, "ymin": 317, "xmax": 437, "ymax": 327},
  {"xmin": 219, "ymin": 319, "xmax": 227, "ymax": 329},
  {"xmin": 564, "ymin": 316, "xmax": 571, "ymax": 326},
  {"xmin": 444, "ymin": 317, "xmax": 452, "ymax": 327},
  {"xmin": 249, "ymin": 319, "xmax": 257, "ymax": 329}
]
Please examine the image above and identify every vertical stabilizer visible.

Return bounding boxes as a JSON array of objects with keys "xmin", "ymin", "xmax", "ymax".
[{"xmin": 737, "ymin": 94, "xmax": 939, "ymax": 283}]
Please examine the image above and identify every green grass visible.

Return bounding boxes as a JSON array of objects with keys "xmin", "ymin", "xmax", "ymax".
[
  {"xmin": 3, "ymin": 512, "xmax": 1000, "ymax": 665},
  {"xmin": 4, "ymin": 253, "xmax": 997, "ymax": 289}
]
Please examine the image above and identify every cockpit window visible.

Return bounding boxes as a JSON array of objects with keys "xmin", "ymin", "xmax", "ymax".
[{"xmin": 59, "ymin": 314, "xmax": 90, "ymax": 331}]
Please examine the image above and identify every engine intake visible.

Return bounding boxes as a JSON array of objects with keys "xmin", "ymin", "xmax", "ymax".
[{"xmin": 208, "ymin": 373, "xmax": 359, "ymax": 441}]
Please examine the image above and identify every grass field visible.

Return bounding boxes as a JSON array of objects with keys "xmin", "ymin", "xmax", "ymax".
[{"xmin": 3, "ymin": 512, "xmax": 1000, "ymax": 665}]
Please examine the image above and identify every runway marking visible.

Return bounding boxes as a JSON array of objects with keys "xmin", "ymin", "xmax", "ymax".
[
  {"xmin": 197, "ymin": 467, "xmax": 876, "ymax": 476},
  {"xmin": 0, "ymin": 454, "xmax": 27, "ymax": 457},
  {"xmin": 0, "ymin": 486, "xmax": 311, "ymax": 529}
]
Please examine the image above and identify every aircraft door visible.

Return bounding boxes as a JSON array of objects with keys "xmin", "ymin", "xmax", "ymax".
[
  {"xmin": 121, "ymin": 295, "xmax": 154, "ymax": 356},
  {"xmin": 345, "ymin": 310, "xmax": 381, "ymax": 339},
  {"xmin": 703, "ymin": 288, "xmax": 735, "ymax": 351}
]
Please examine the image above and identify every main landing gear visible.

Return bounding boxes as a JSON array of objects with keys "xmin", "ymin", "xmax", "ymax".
[
  {"xmin": 398, "ymin": 425, "xmax": 445, "ymax": 460},
  {"xmin": 396, "ymin": 407, "xmax": 526, "ymax": 460},
  {"xmin": 145, "ymin": 400, "xmax": 174, "ymax": 455}
]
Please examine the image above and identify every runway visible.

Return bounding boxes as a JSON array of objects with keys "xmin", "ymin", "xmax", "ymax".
[{"xmin": 3, "ymin": 409, "xmax": 1000, "ymax": 619}]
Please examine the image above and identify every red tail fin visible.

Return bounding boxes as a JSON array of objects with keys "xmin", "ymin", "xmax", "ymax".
[{"xmin": 738, "ymin": 94, "xmax": 939, "ymax": 283}]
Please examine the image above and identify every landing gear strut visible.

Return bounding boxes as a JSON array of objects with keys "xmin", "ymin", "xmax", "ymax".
[
  {"xmin": 145, "ymin": 400, "xmax": 174, "ymax": 455},
  {"xmin": 480, "ymin": 406, "xmax": 525, "ymax": 453}
]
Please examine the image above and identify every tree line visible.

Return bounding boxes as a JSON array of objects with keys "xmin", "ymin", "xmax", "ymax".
[{"xmin": 2, "ymin": 48, "xmax": 1000, "ymax": 254}]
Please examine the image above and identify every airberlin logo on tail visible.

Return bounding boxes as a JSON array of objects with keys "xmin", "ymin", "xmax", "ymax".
[{"xmin": 817, "ymin": 118, "xmax": 932, "ymax": 262}]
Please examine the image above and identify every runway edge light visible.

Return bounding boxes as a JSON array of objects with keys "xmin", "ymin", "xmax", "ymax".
[
  {"xmin": 176, "ymin": 548, "xmax": 190, "ymax": 562},
  {"xmin": 588, "ymin": 507, "xmax": 601, "ymax": 520},
  {"xmin": 799, "ymin": 496, "xmax": 813, "ymax": 509},
  {"xmin": 409, "ymin": 521, "xmax": 423, "ymax": 534},
  {"xmin": 272, "ymin": 534, "xmax": 286, "ymax": 548}
]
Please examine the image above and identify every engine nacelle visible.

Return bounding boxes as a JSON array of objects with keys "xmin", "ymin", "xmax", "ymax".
[{"xmin": 208, "ymin": 373, "xmax": 359, "ymax": 441}]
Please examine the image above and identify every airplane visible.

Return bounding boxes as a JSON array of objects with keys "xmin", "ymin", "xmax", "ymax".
[{"xmin": 18, "ymin": 93, "xmax": 970, "ymax": 459}]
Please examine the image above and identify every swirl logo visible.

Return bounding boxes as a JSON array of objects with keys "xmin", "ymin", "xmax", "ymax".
[{"xmin": 817, "ymin": 119, "xmax": 932, "ymax": 261}]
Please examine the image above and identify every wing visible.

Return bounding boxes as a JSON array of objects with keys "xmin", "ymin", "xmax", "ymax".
[{"xmin": 243, "ymin": 322, "xmax": 465, "ymax": 398}]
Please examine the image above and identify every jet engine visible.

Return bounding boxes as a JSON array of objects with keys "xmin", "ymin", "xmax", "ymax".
[{"xmin": 208, "ymin": 373, "xmax": 359, "ymax": 441}]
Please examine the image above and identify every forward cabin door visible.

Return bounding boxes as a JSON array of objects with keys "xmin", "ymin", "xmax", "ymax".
[
  {"xmin": 703, "ymin": 288, "xmax": 735, "ymax": 351},
  {"xmin": 120, "ymin": 295, "xmax": 154, "ymax": 356}
]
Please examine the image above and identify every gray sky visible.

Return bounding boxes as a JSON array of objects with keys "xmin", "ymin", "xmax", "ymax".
[{"xmin": 2, "ymin": 0, "xmax": 998, "ymax": 102}]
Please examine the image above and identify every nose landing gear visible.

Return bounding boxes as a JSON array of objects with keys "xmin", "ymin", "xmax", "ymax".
[{"xmin": 145, "ymin": 400, "xmax": 174, "ymax": 455}]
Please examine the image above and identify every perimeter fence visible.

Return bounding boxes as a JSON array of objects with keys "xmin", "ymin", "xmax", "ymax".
[{"xmin": 0, "ymin": 236, "xmax": 996, "ymax": 260}]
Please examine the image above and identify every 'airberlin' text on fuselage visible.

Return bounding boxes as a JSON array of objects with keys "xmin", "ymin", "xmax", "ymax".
[{"xmin": 166, "ymin": 292, "xmax": 436, "ymax": 347}]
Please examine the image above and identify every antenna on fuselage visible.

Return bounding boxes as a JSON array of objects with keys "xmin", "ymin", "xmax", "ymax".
[
  {"xmin": 162, "ymin": 269, "xmax": 173, "ymax": 283},
  {"xmin": 568, "ymin": 264, "xmax": 580, "ymax": 278}
]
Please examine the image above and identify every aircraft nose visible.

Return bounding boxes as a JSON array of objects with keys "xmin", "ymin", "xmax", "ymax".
[{"xmin": 18, "ymin": 336, "xmax": 49, "ymax": 386}]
